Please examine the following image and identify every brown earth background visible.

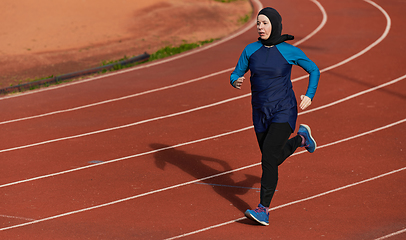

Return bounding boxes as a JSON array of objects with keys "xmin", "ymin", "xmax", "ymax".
[{"xmin": 0, "ymin": 0, "xmax": 252, "ymax": 88}]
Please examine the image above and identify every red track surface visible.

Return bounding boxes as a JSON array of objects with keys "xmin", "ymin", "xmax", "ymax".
[{"xmin": 1, "ymin": 0, "xmax": 405, "ymax": 239}]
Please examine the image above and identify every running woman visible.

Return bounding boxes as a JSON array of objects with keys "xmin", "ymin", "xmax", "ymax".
[{"xmin": 230, "ymin": 7, "xmax": 320, "ymax": 225}]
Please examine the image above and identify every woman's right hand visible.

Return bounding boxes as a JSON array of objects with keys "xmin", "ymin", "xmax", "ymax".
[{"xmin": 233, "ymin": 76, "xmax": 245, "ymax": 89}]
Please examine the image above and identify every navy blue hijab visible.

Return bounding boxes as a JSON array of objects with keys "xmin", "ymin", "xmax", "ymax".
[{"xmin": 257, "ymin": 7, "xmax": 294, "ymax": 46}]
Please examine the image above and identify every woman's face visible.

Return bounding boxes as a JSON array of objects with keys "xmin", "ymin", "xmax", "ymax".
[{"xmin": 257, "ymin": 14, "xmax": 272, "ymax": 40}]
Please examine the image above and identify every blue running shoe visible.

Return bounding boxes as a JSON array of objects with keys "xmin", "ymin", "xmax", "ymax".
[
  {"xmin": 297, "ymin": 124, "xmax": 317, "ymax": 153},
  {"xmin": 244, "ymin": 204, "xmax": 269, "ymax": 226}
]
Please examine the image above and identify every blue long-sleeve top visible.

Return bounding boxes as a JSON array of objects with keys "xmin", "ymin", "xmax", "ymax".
[{"xmin": 230, "ymin": 41, "xmax": 320, "ymax": 133}]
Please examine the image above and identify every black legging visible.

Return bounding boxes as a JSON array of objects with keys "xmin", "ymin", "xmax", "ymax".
[{"xmin": 256, "ymin": 122, "xmax": 302, "ymax": 207}]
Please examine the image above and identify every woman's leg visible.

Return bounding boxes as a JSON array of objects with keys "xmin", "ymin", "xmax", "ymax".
[
  {"xmin": 246, "ymin": 123, "xmax": 315, "ymax": 225},
  {"xmin": 278, "ymin": 132, "xmax": 302, "ymax": 165},
  {"xmin": 255, "ymin": 122, "xmax": 302, "ymax": 207}
]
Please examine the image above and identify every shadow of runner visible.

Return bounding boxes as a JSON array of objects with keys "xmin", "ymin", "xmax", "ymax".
[{"xmin": 150, "ymin": 143, "xmax": 260, "ymax": 213}]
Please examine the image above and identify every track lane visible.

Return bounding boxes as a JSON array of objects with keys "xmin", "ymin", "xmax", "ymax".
[
  {"xmin": 1, "ymin": 119, "xmax": 405, "ymax": 238},
  {"xmin": 1, "ymin": 73, "xmax": 405, "ymax": 231},
  {"xmin": 1, "ymin": 72, "xmax": 404, "ymax": 190},
  {"xmin": 1, "ymin": 0, "xmax": 404, "ymax": 238}
]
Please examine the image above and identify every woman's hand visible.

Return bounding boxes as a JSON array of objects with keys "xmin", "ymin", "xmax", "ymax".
[
  {"xmin": 300, "ymin": 95, "xmax": 312, "ymax": 110},
  {"xmin": 233, "ymin": 76, "xmax": 245, "ymax": 89}
]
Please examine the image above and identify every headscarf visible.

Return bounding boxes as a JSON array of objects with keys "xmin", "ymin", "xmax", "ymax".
[{"xmin": 257, "ymin": 7, "xmax": 294, "ymax": 46}]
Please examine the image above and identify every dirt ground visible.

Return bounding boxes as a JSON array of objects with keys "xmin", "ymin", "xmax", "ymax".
[{"xmin": 0, "ymin": 0, "xmax": 251, "ymax": 88}]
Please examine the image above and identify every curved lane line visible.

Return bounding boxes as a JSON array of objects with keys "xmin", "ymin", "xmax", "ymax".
[
  {"xmin": 0, "ymin": 0, "xmax": 325, "ymax": 125},
  {"xmin": 1, "ymin": 73, "xmax": 405, "ymax": 188},
  {"xmin": 374, "ymin": 228, "xmax": 406, "ymax": 240},
  {"xmin": 320, "ymin": 0, "xmax": 391, "ymax": 73},
  {"xmin": 291, "ymin": 0, "xmax": 391, "ymax": 82},
  {"xmin": 0, "ymin": 215, "xmax": 35, "ymax": 222},
  {"xmin": 0, "ymin": 0, "xmax": 263, "ymax": 101},
  {"xmin": 293, "ymin": 0, "xmax": 328, "ymax": 47},
  {"xmin": 1, "ymin": 118, "xmax": 405, "ymax": 232}
]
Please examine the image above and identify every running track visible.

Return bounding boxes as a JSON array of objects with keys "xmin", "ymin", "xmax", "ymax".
[{"xmin": 1, "ymin": 0, "xmax": 405, "ymax": 239}]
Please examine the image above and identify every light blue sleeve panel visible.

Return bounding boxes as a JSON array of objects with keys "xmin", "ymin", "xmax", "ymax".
[
  {"xmin": 230, "ymin": 41, "xmax": 263, "ymax": 87},
  {"xmin": 276, "ymin": 42, "xmax": 320, "ymax": 100}
]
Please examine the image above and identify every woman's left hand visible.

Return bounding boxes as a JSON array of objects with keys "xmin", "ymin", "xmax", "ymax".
[{"xmin": 300, "ymin": 95, "xmax": 312, "ymax": 110}]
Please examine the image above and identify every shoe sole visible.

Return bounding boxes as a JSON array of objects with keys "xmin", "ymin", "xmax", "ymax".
[
  {"xmin": 244, "ymin": 211, "xmax": 269, "ymax": 226},
  {"xmin": 300, "ymin": 124, "xmax": 317, "ymax": 153}
]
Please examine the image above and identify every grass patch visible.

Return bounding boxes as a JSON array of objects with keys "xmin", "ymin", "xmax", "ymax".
[
  {"xmin": 146, "ymin": 39, "xmax": 215, "ymax": 62},
  {"xmin": 99, "ymin": 39, "xmax": 215, "ymax": 72},
  {"xmin": 238, "ymin": 13, "xmax": 251, "ymax": 24}
]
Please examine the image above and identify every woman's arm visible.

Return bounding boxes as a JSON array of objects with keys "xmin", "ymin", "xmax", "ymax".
[
  {"xmin": 276, "ymin": 42, "xmax": 320, "ymax": 109},
  {"xmin": 230, "ymin": 48, "xmax": 249, "ymax": 89},
  {"xmin": 230, "ymin": 41, "xmax": 263, "ymax": 89}
]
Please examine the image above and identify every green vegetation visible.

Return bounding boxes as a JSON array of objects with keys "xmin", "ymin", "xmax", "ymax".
[
  {"xmin": 99, "ymin": 39, "xmax": 215, "ymax": 72},
  {"xmin": 238, "ymin": 13, "xmax": 251, "ymax": 24},
  {"xmin": 213, "ymin": 0, "xmax": 251, "ymax": 25},
  {"xmin": 146, "ymin": 39, "xmax": 215, "ymax": 62}
]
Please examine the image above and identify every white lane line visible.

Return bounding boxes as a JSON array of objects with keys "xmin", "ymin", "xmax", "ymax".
[
  {"xmin": 165, "ymin": 166, "xmax": 406, "ymax": 240},
  {"xmin": 0, "ymin": 0, "xmax": 325, "ymax": 125},
  {"xmin": 0, "ymin": 0, "xmax": 263, "ymax": 101},
  {"xmin": 320, "ymin": 0, "xmax": 391, "ymax": 73},
  {"xmin": 1, "ymin": 73, "xmax": 404, "ymax": 187},
  {"xmin": 293, "ymin": 0, "xmax": 328, "ymax": 46},
  {"xmin": 0, "ymin": 215, "xmax": 35, "ymax": 221},
  {"xmin": 1, "ymin": 119, "xmax": 405, "ymax": 232},
  {"xmin": 374, "ymin": 228, "xmax": 406, "ymax": 240},
  {"xmin": 301, "ymin": 74, "xmax": 406, "ymax": 115},
  {"xmin": 291, "ymin": 0, "xmax": 391, "ymax": 82}
]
